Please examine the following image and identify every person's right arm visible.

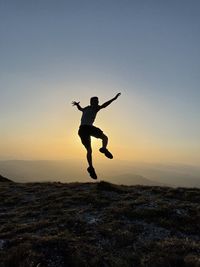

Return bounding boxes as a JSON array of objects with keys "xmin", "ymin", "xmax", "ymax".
[
  {"xmin": 99, "ymin": 93, "xmax": 121, "ymax": 109},
  {"xmin": 72, "ymin": 101, "xmax": 84, "ymax": 111}
]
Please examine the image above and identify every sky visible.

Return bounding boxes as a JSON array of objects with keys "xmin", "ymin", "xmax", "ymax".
[{"xmin": 0, "ymin": 0, "xmax": 200, "ymax": 166}]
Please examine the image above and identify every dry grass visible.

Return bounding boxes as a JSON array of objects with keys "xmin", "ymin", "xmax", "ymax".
[{"xmin": 0, "ymin": 181, "xmax": 199, "ymax": 267}]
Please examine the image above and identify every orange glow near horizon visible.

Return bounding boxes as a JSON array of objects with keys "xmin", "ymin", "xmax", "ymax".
[
  {"xmin": 0, "ymin": 83, "xmax": 200, "ymax": 166},
  {"xmin": 1, "ymin": 129, "xmax": 200, "ymax": 166}
]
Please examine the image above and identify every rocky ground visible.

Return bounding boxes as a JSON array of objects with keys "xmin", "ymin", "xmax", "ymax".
[{"xmin": 0, "ymin": 179, "xmax": 200, "ymax": 267}]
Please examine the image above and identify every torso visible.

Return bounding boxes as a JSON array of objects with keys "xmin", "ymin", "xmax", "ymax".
[{"xmin": 81, "ymin": 105, "xmax": 100, "ymax": 126}]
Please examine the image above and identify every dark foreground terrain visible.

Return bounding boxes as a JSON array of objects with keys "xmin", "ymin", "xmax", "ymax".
[{"xmin": 0, "ymin": 179, "xmax": 199, "ymax": 267}]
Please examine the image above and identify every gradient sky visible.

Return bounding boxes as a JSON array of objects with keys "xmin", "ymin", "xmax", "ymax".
[{"xmin": 0, "ymin": 0, "xmax": 200, "ymax": 165}]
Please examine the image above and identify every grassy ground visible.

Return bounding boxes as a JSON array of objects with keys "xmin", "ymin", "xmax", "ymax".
[{"xmin": 0, "ymin": 180, "xmax": 199, "ymax": 267}]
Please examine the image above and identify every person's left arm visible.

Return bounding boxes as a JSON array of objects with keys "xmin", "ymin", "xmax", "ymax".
[
  {"xmin": 72, "ymin": 101, "xmax": 84, "ymax": 111},
  {"xmin": 99, "ymin": 93, "xmax": 121, "ymax": 109}
]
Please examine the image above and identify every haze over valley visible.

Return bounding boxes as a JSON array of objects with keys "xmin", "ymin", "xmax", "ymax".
[{"xmin": 1, "ymin": 159, "xmax": 200, "ymax": 188}]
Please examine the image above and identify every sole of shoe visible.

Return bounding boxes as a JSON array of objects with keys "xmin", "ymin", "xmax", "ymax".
[
  {"xmin": 99, "ymin": 148, "xmax": 113, "ymax": 159},
  {"xmin": 87, "ymin": 167, "xmax": 97, "ymax": 179}
]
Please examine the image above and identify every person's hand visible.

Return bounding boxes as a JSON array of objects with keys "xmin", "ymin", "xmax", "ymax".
[
  {"xmin": 72, "ymin": 101, "xmax": 80, "ymax": 106},
  {"xmin": 114, "ymin": 93, "xmax": 121, "ymax": 99}
]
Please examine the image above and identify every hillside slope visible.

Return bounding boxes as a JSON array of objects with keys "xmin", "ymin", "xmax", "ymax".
[
  {"xmin": 0, "ymin": 181, "xmax": 199, "ymax": 267},
  {"xmin": 0, "ymin": 175, "xmax": 14, "ymax": 183}
]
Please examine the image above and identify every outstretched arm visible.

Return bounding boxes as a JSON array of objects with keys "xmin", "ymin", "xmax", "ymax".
[
  {"xmin": 72, "ymin": 101, "xmax": 84, "ymax": 111},
  {"xmin": 100, "ymin": 93, "xmax": 121, "ymax": 109}
]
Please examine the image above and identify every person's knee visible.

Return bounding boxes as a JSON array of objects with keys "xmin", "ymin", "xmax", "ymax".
[{"xmin": 102, "ymin": 134, "xmax": 108, "ymax": 141}]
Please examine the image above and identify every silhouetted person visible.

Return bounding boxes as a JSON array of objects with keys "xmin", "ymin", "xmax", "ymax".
[{"xmin": 72, "ymin": 93, "xmax": 121, "ymax": 179}]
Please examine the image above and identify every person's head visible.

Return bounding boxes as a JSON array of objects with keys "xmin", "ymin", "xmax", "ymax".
[{"xmin": 90, "ymin": 96, "xmax": 99, "ymax": 106}]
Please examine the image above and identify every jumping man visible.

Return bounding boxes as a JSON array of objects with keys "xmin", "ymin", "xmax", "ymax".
[{"xmin": 72, "ymin": 93, "xmax": 121, "ymax": 179}]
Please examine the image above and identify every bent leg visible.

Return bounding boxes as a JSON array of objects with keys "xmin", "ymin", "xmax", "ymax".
[
  {"xmin": 91, "ymin": 127, "xmax": 112, "ymax": 158},
  {"xmin": 101, "ymin": 133, "xmax": 108, "ymax": 149},
  {"xmin": 99, "ymin": 133, "xmax": 113, "ymax": 159}
]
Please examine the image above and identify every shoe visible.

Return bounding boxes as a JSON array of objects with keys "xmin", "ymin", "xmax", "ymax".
[
  {"xmin": 87, "ymin": 166, "xmax": 97, "ymax": 179},
  {"xmin": 99, "ymin": 147, "xmax": 113, "ymax": 159}
]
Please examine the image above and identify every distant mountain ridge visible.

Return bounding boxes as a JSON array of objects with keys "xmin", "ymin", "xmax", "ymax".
[
  {"xmin": 0, "ymin": 159, "xmax": 199, "ymax": 187},
  {"xmin": 110, "ymin": 173, "xmax": 169, "ymax": 187}
]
